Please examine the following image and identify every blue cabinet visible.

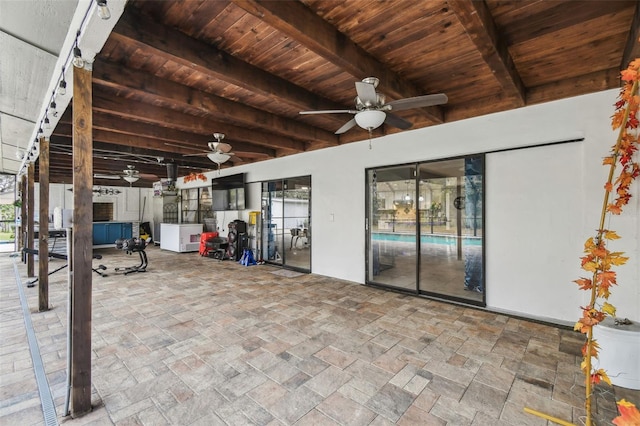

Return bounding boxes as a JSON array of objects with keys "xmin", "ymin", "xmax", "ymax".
[{"xmin": 93, "ymin": 222, "xmax": 133, "ymax": 246}]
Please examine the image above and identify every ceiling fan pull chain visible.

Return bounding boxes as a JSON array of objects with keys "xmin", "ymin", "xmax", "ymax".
[{"xmin": 368, "ymin": 129, "xmax": 373, "ymax": 150}]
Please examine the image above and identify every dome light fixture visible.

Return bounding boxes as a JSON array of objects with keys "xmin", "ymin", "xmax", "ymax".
[
  {"xmin": 354, "ymin": 109, "xmax": 386, "ymax": 131},
  {"xmin": 207, "ymin": 152, "xmax": 231, "ymax": 165}
]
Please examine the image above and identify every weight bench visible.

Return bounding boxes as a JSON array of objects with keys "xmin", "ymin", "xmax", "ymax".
[{"xmin": 22, "ymin": 248, "xmax": 107, "ymax": 287}]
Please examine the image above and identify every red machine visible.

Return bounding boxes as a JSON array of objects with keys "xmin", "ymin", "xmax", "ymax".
[{"xmin": 199, "ymin": 232, "xmax": 219, "ymax": 256}]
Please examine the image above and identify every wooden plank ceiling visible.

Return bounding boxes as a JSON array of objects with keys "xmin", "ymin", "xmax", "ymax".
[{"xmin": 42, "ymin": 0, "xmax": 639, "ymax": 186}]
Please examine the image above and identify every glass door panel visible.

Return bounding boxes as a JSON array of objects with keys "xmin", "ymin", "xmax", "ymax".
[
  {"xmin": 283, "ymin": 176, "xmax": 311, "ymax": 271},
  {"xmin": 261, "ymin": 181, "xmax": 284, "ymax": 265},
  {"xmin": 366, "ymin": 156, "xmax": 484, "ymax": 306},
  {"xmin": 260, "ymin": 176, "xmax": 312, "ymax": 272},
  {"xmin": 366, "ymin": 166, "xmax": 418, "ymax": 291},
  {"xmin": 418, "ymin": 156, "xmax": 484, "ymax": 303}
]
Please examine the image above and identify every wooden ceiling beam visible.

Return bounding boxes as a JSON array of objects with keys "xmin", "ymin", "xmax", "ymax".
[
  {"xmin": 92, "ymin": 59, "xmax": 337, "ymax": 147},
  {"xmin": 88, "ymin": 90, "xmax": 313, "ymax": 153},
  {"xmin": 88, "ymin": 109, "xmax": 306, "ymax": 153},
  {"xmin": 111, "ymin": 7, "xmax": 345, "ymax": 117},
  {"xmin": 449, "ymin": 0, "xmax": 526, "ymax": 107},
  {"xmin": 234, "ymin": 0, "xmax": 444, "ymax": 124},
  {"xmin": 526, "ymin": 67, "xmax": 621, "ymax": 105},
  {"xmin": 621, "ymin": 2, "xmax": 640, "ymax": 69},
  {"xmin": 49, "ymin": 134, "xmax": 219, "ymax": 172},
  {"xmin": 54, "ymin": 120, "xmax": 278, "ymax": 160}
]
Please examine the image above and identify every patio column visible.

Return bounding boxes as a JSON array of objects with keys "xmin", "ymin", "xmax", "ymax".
[
  {"xmin": 70, "ymin": 64, "xmax": 93, "ymax": 417},
  {"xmin": 38, "ymin": 136, "xmax": 50, "ymax": 311},
  {"xmin": 27, "ymin": 163, "xmax": 34, "ymax": 277}
]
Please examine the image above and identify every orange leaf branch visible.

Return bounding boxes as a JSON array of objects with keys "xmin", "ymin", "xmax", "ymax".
[{"xmin": 576, "ymin": 62, "xmax": 640, "ymax": 426}]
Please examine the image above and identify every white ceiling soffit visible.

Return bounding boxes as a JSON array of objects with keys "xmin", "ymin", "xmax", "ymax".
[
  {"xmin": 0, "ymin": 0, "xmax": 126, "ymax": 177},
  {"xmin": 0, "ymin": 0, "xmax": 78, "ymax": 176}
]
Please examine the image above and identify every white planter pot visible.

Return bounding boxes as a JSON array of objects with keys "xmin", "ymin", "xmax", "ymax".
[{"xmin": 592, "ymin": 317, "xmax": 640, "ymax": 390}]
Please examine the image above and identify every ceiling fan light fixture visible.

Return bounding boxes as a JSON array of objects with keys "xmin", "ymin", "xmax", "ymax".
[
  {"xmin": 355, "ymin": 109, "xmax": 386, "ymax": 130},
  {"xmin": 207, "ymin": 152, "xmax": 231, "ymax": 164},
  {"xmin": 123, "ymin": 175, "xmax": 139, "ymax": 183}
]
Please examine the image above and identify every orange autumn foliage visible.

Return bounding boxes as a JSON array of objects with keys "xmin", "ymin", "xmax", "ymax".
[
  {"xmin": 574, "ymin": 57, "xmax": 640, "ymax": 425},
  {"xmin": 183, "ymin": 172, "xmax": 207, "ymax": 183},
  {"xmin": 613, "ymin": 399, "xmax": 640, "ymax": 426}
]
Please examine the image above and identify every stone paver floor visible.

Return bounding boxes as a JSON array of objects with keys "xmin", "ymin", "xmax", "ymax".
[{"xmin": 1, "ymin": 246, "xmax": 637, "ymax": 425}]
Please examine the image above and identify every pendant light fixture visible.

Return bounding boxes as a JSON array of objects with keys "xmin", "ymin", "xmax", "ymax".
[{"xmin": 96, "ymin": 0, "xmax": 111, "ymax": 20}]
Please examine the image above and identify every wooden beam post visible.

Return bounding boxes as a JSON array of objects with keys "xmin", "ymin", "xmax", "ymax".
[
  {"xmin": 38, "ymin": 136, "xmax": 50, "ymax": 311},
  {"xmin": 70, "ymin": 64, "xmax": 93, "ymax": 417},
  {"xmin": 27, "ymin": 163, "xmax": 35, "ymax": 277},
  {"xmin": 20, "ymin": 175, "xmax": 26, "ymax": 262}
]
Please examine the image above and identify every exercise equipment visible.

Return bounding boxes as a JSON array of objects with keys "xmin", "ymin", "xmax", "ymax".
[
  {"xmin": 205, "ymin": 237, "xmax": 229, "ymax": 260},
  {"xmin": 114, "ymin": 238, "xmax": 148, "ymax": 274},
  {"xmin": 22, "ymin": 248, "xmax": 106, "ymax": 287}
]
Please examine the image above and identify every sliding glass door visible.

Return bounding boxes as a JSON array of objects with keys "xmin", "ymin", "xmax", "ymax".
[
  {"xmin": 366, "ymin": 165, "xmax": 418, "ymax": 291},
  {"xmin": 261, "ymin": 176, "xmax": 311, "ymax": 272},
  {"xmin": 366, "ymin": 155, "xmax": 484, "ymax": 305}
]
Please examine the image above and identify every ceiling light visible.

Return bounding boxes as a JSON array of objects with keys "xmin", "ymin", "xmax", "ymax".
[
  {"xmin": 96, "ymin": 0, "xmax": 111, "ymax": 20},
  {"xmin": 123, "ymin": 175, "xmax": 139, "ymax": 184},
  {"xmin": 207, "ymin": 152, "xmax": 231, "ymax": 164},
  {"xmin": 72, "ymin": 45, "xmax": 84, "ymax": 68},
  {"xmin": 49, "ymin": 99, "xmax": 57, "ymax": 117},
  {"xmin": 58, "ymin": 78, "xmax": 67, "ymax": 96},
  {"xmin": 355, "ymin": 110, "xmax": 386, "ymax": 130},
  {"xmin": 44, "ymin": 117, "xmax": 51, "ymax": 129}
]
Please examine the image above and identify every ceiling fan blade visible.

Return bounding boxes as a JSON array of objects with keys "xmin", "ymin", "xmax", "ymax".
[
  {"xmin": 183, "ymin": 152, "xmax": 210, "ymax": 157},
  {"xmin": 384, "ymin": 113, "xmax": 413, "ymax": 130},
  {"xmin": 299, "ymin": 109, "xmax": 356, "ymax": 115},
  {"xmin": 207, "ymin": 142, "xmax": 233, "ymax": 153},
  {"xmin": 355, "ymin": 81, "xmax": 378, "ymax": 106},
  {"xmin": 164, "ymin": 142, "xmax": 205, "ymax": 152},
  {"xmin": 335, "ymin": 118, "xmax": 357, "ymax": 134},
  {"xmin": 93, "ymin": 174, "xmax": 120, "ymax": 180},
  {"xmin": 386, "ymin": 93, "xmax": 448, "ymax": 111}
]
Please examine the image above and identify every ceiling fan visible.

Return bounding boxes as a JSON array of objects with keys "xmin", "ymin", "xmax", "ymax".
[
  {"xmin": 121, "ymin": 165, "xmax": 141, "ymax": 185},
  {"xmin": 178, "ymin": 133, "xmax": 237, "ymax": 170},
  {"xmin": 94, "ymin": 165, "xmax": 157, "ymax": 186},
  {"xmin": 299, "ymin": 77, "xmax": 447, "ymax": 134}
]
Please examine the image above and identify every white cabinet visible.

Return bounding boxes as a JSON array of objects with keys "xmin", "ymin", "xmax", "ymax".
[{"xmin": 160, "ymin": 223, "xmax": 202, "ymax": 252}]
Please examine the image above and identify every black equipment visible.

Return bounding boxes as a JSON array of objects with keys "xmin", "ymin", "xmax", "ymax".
[
  {"xmin": 22, "ymin": 248, "xmax": 106, "ymax": 287},
  {"xmin": 205, "ymin": 237, "xmax": 229, "ymax": 260},
  {"xmin": 227, "ymin": 220, "xmax": 247, "ymax": 261},
  {"xmin": 114, "ymin": 238, "xmax": 148, "ymax": 274}
]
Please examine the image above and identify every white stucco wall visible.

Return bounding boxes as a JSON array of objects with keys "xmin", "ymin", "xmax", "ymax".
[{"xmin": 183, "ymin": 88, "xmax": 638, "ymax": 326}]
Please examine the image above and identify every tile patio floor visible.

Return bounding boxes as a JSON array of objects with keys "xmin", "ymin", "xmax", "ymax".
[{"xmin": 1, "ymin": 246, "xmax": 637, "ymax": 425}]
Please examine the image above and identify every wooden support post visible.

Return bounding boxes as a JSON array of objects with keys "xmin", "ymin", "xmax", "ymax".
[
  {"xmin": 27, "ymin": 163, "xmax": 35, "ymax": 277},
  {"xmin": 20, "ymin": 175, "xmax": 26, "ymax": 262},
  {"xmin": 70, "ymin": 65, "xmax": 93, "ymax": 417},
  {"xmin": 38, "ymin": 136, "xmax": 50, "ymax": 311}
]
